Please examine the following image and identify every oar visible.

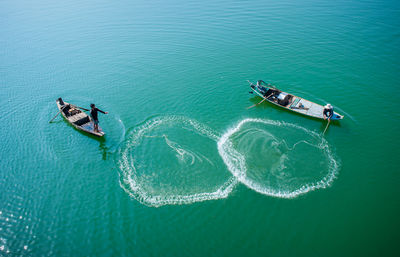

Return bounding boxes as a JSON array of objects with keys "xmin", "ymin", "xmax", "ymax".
[
  {"xmin": 49, "ymin": 105, "xmax": 67, "ymax": 123},
  {"xmin": 323, "ymin": 119, "xmax": 331, "ymax": 134},
  {"xmin": 247, "ymin": 98, "xmax": 266, "ymax": 109},
  {"xmin": 49, "ymin": 110, "xmax": 62, "ymax": 123},
  {"xmin": 247, "ymin": 93, "xmax": 273, "ymax": 109}
]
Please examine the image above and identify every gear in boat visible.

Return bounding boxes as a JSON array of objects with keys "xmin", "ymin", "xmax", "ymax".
[
  {"xmin": 56, "ymin": 98, "xmax": 104, "ymax": 136},
  {"xmin": 252, "ymin": 80, "xmax": 294, "ymax": 107},
  {"xmin": 58, "ymin": 98, "xmax": 91, "ymax": 126}
]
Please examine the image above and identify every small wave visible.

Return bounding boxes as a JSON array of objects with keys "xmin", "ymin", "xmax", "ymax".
[{"xmin": 217, "ymin": 118, "xmax": 340, "ymax": 198}]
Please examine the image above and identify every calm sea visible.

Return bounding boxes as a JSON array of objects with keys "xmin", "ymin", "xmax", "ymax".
[{"xmin": 1, "ymin": 0, "xmax": 399, "ymax": 256}]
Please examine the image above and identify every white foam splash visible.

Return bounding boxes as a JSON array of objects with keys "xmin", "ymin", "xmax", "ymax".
[
  {"xmin": 217, "ymin": 118, "xmax": 339, "ymax": 198},
  {"xmin": 118, "ymin": 116, "xmax": 340, "ymax": 206},
  {"xmin": 118, "ymin": 116, "xmax": 238, "ymax": 207},
  {"xmin": 115, "ymin": 115, "xmax": 126, "ymax": 144}
]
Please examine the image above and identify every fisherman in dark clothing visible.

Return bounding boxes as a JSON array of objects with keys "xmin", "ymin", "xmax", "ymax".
[
  {"xmin": 90, "ymin": 103, "xmax": 108, "ymax": 132},
  {"xmin": 323, "ymin": 104, "xmax": 333, "ymax": 120}
]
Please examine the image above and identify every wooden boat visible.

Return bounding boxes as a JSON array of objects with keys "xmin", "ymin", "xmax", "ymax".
[
  {"xmin": 56, "ymin": 98, "xmax": 105, "ymax": 137},
  {"xmin": 249, "ymin": 80, "xmax": 344, "ymax": 120}
]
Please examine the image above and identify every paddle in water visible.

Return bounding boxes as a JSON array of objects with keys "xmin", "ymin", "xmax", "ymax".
[
  {"xmin": 246, "ymin": 93, "xmax": 273, "ymax": 109},
  {"xmin": 49, "ymin": 110, "xmax": 61, "ymax": 123},
  {"xmin": 49, "ymin": 105, "xmax": 67, "ymax": 123},
  {"xmin": 247, "ymin": 98, "xmax": 266, "ymax": 109}
]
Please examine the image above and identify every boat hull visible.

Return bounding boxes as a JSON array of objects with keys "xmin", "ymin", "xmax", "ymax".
[
  {"xmin": 56, "ymin": 100, "xmax": 105, "ymax": 137},
  {"xmin": 250, "ymin": 82, "xmax": 343, "ymax": 120}
]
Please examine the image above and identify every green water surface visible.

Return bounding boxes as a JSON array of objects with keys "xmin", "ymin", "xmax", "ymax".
[{"xmin": 1, "ymin": 0, "xmax": 399, "ymax": 256}]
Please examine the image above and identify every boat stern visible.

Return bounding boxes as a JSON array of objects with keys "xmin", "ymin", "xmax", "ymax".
[{"xmin": 332, "ymin": 113, "xmax": 344, "ymax": 120}]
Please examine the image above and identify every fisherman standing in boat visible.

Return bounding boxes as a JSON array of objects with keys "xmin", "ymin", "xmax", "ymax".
[
  {"xmin": 323, "ymin": 104, "xmax": 334, "ymax": 120},
  {"xmin": 90, "ymin": 103, "xmax": 108, "ymax": 133}
]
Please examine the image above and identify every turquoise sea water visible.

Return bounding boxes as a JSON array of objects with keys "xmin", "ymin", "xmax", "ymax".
[{"xmin": 1, "ymin": 0, "xmax": 399, "ymax": 256}]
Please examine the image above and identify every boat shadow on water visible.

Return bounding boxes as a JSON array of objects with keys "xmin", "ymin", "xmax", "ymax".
[
  {"xmin": 248, "ymin": 96, "xmax": 343, "ymax": 131},
  {"xmin": 61, "ymin": 120, "xmax": 111, "ymax": 160}
]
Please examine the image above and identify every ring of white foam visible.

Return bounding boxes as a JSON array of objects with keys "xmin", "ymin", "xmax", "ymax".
[
  {"xmin": 217, "ymin": 118, "xmax": 339, "ymax": 198},
  {"xmin": 118, "ymin": 116, "xmax": 238, "ymax": 207}
]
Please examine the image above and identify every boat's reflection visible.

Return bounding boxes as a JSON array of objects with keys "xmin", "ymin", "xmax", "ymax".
[
  {"xmin": 73, "ymin": 128, "xmax": 110, "ymax": 160},
  {"xmin": 98, "ymin": 140, "xmax": 110, "ymax": 160}
]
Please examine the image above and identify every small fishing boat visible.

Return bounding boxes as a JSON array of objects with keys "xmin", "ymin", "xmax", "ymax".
[
  {"xmin": 249, "ymin": 80, "xmax": 344, "ymax": 120},
  {"xmin": 56, "ymin": 98, "xmax": 105, "ymax": 137}
]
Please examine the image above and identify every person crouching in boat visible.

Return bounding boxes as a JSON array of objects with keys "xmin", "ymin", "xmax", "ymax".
[
  {"xmin": 323, "ymin": 104, "xmax": 333, "ymax": 120},
  {"xmin": 90, "ymin": 103, "xmax": 108, "ymax": 132}
]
